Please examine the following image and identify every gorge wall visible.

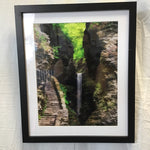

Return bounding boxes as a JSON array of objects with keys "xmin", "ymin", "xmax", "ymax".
[{"xmin": 82, "ymin": 22, "xmax": 118, "ymax": 125}]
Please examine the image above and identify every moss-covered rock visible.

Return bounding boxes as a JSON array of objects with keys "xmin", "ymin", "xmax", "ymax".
[
  {"xmin": 67, "ymin": 106, "xmax": 80, "ymax": 125},
  {"xmin": 37, "ymin": 89, "xmax": 47, "ymax": 117},
  {"xmin": 83, "ymin": 22, "xmax": 118, "ymax": 125}
]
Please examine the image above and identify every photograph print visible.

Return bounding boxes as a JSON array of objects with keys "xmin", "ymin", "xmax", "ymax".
[{"xmin": 34, "ymin": 21, "xmax": 118, "ymax": 126}]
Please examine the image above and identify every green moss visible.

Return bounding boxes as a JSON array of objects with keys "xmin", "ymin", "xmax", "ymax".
[
  {"xmin": 67, "ymin": 106, "xmax": 80, "ymax": 125},
  {"xmin": 37, "ymin": 89, "xmax": 47, "ymax": 116},
  {"xmin": 41, "ymin": 101, "xmax": 47, "ymax": 115},
  {"xmin": 60, "ymin": 84, "xmax": 69, "ymax": 105},
  {"xmin": 52, "ymin": 46, "xmax": 61, "ymax": 59},
  {"xmin": 39, "ymin": 35, "xmax": 47, "ymax": 42},
  {"xmin": 88, "ymin": 22, "xmax": 101, "ymax": 30},
  {"xmin": 103, "ymin": 106, "xmax": 108, "ymax": 112},
  {"xmin": 96, "ymin": 98, "xmax": 108, "ymax": 113},
  {"xmin": 38, "ymin": 114, "xmax": 41, "ymax": 120},
  {"xmin": 107, "ymin": 101, "xmax": 115, "ymax": 108},
  {"xmin": 34, "ymin": 29, "xmax": 47, "ymax": 44},
  {"xmin": 34, "ymin": 28, "xmax": 52, "ymax": 53},
  {"xmin": 94, "ymin": 83, "xmax": 102, "ymax": 95},
  {"xmin": 93, "ymin": 83, "xmax": 103, "ymax": 103}
]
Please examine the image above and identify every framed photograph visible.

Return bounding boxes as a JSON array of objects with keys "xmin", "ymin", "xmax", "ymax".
[{"xmin": 15, "ymin": 2, "xmax": 136, "ymax": 143}]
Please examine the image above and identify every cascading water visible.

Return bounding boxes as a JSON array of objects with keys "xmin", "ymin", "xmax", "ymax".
[{"xmin": 77, "ymin": 73, "xmax": 82, "ymax": 115}]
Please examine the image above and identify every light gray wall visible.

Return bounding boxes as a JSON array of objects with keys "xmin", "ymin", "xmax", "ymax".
[{"xmin": 0, "ymin": 0, "xmax": 150, "ymax": 150}]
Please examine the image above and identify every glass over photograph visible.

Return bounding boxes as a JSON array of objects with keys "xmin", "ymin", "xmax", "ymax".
[{"xmin": 34, "ymin": 22, "xmax": 118, "ymax": 126}]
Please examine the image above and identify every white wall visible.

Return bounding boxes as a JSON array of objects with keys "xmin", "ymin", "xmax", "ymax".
[{"xmin": 0, "ymin": 0, "xmax": 150, "ymax": 150}]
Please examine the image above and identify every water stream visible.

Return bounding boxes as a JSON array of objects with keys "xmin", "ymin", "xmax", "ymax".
[{"xmin": 77, "ymin": 73, "xmax": 82, "ymax": 115}]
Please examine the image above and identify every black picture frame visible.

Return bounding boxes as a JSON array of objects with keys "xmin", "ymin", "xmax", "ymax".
[{"xmin": 15, "ymin": 2, "xmax": 136, "ymax": 143}]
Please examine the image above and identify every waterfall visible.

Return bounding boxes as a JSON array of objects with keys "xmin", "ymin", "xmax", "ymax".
[{"xmin": 77, "ymin": 73, "xmax": 82, "ymax": 115}]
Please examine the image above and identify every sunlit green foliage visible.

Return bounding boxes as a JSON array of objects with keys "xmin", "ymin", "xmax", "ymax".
[
  {"xmin": 60, "ymin": 84, "xmax": 69, "ymax": 105},
  {"xmin": 52, "ymin": 46, "xmax": 60, "ymax": 59},
  {"xmin": 53, "ymin": 23, "xmax": 86, "ymax": 62}
]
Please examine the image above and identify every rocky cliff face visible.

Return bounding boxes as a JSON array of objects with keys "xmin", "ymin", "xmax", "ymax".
[
  {"xmin": 40, "ymin": 24, "xmax": 76, "ymax": 86},
  {"xmin": 83, "ymin": 22, "xmax": 118, "ymax": 125},
  {"xmin": 34, "ymin": 24, "xmax": 54, "ymax": 70},
  {"xmin": 39, "ymin": 24, "xmax": 78, "ymax": 122},
  {"xmin": 34, "ymin": 24, "xmax": 54, "ymax": 117},
  {"xmin": 35, "ymin": 24, "xmax": 79, "ymax": 125}
]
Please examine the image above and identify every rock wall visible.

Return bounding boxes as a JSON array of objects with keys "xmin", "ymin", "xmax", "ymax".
[
  {"xmin": 34, "ymin": 24, "xmax": 54, "ymax": 116},
  {"xmin": 34, "ymin": 24, "xmax": 54, "ymax": 70},
  {"xmin": 40, "ymin": 24, "xmax": 77, "ymax": 111},
  {"xmin": 40, "ymin": 24, "xmax": 76, "ymax": 85},
  {"xmin": 82, "ymin": 22, "xmax": 118, "ymax": 125}
]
